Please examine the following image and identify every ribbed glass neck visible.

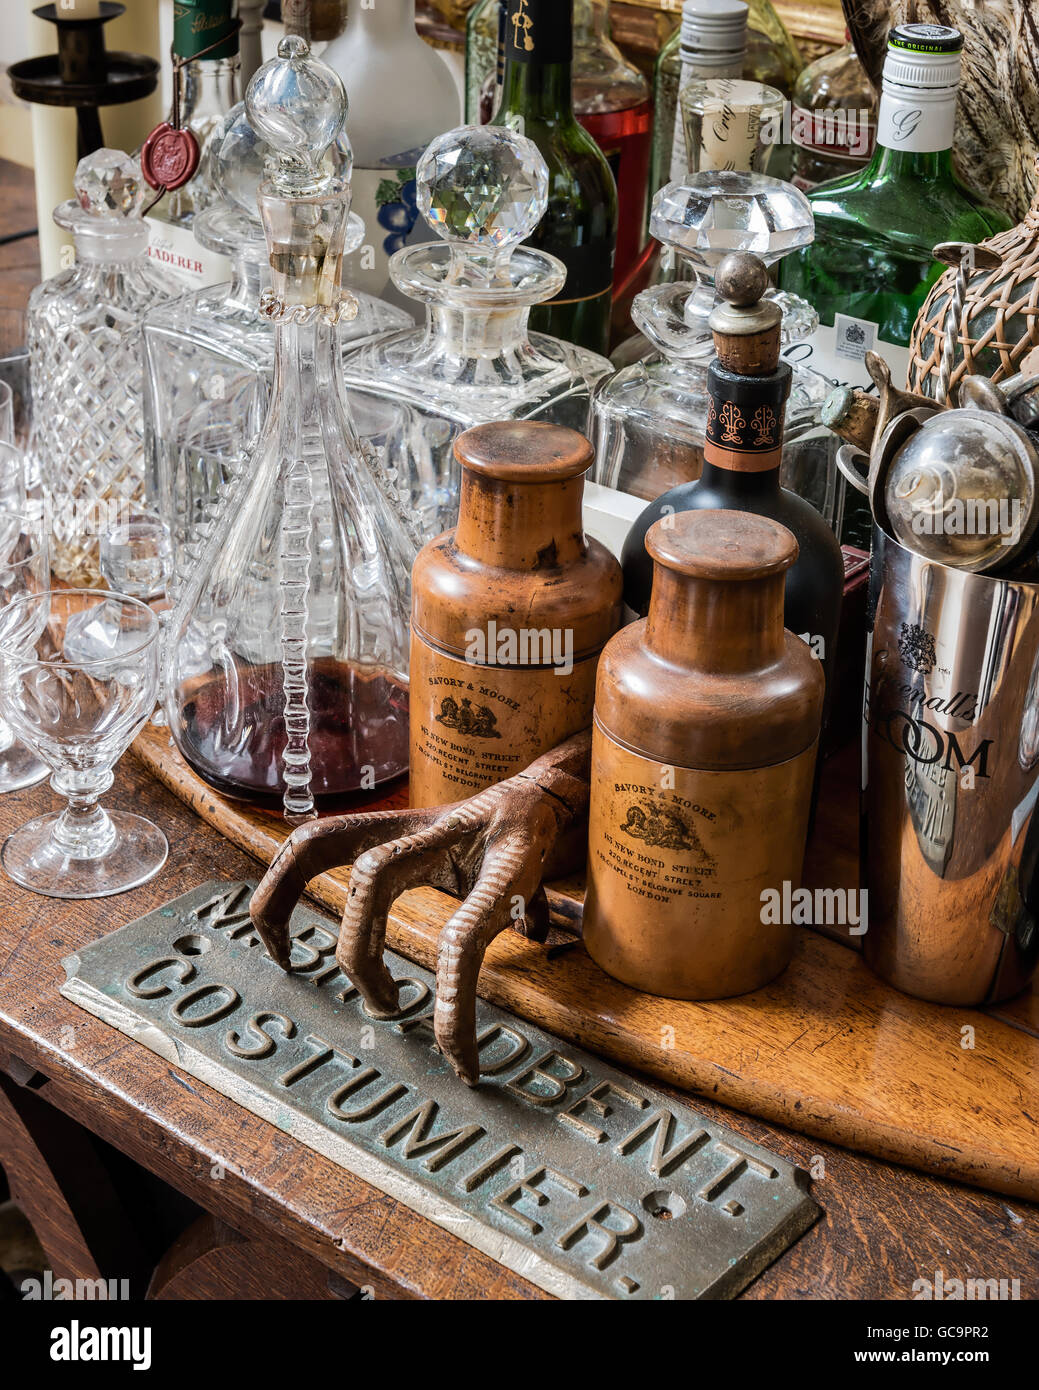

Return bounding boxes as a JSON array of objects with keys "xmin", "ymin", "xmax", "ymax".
[{"xmin": 270, "ymin": 317, "xmax": 351, "ymax": 449}]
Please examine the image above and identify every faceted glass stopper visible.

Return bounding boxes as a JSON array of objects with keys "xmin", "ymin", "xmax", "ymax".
[
  {"xmin": 245, "ymin": 35, "xmax": 347, "ymax": 193},
  {"xmin": 73, "ymin": 149, "xmax": 142, "ymax": 219},
  {"xmin": 417, "ymin": 125, "xmax": 548, "ymax": 269},
  {"xmin": 212, "ymin": 101, "xmax": 354, "ymax": 223},
  {"xmin": 652, "ymin": 171, "xmax": 814, "ymax": 271}
]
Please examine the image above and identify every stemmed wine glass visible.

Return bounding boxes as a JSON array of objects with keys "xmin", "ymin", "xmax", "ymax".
[
  {"xmin": 0, "ymin": 493, "xmax": 49, "ymax": 792},
  {"xmin": 0, "ymin": 589, "xmax": 168, "ymax": 898}
]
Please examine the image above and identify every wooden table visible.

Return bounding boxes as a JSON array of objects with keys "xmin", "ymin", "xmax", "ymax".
[
  {"xmin": 0, "ymin": 158, "xmax": 1037, "ymax": 1300},
  {"xmin": 2, "ymin": 754, "xmax": 1038, "ymax": 1300}
]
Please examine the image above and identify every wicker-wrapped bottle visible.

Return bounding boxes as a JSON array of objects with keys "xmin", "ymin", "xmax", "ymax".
[{"xmin": 909, "ymin": 160, "xmax": 1039, "ymax": 398}]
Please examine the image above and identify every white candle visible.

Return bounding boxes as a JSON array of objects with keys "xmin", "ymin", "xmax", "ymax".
[{"xmin": 58, "ymin": 0, "xmax": 102, "ymax": 17}]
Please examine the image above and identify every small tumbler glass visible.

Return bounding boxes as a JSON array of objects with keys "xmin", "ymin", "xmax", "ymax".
[{"xmin": 99, "ymin": 510, "xmax": 173, "ymax": 602}]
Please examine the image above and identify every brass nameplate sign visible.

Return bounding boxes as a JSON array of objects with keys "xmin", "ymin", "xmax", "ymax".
[{"xmin": 61, "ymin": 881, "xmax": 818, "ymax": 1300}]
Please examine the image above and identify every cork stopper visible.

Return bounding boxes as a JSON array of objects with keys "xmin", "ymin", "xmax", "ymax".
[{"xmin": 708, "ymin": 251, "xmax": 781, "ymax": 375}]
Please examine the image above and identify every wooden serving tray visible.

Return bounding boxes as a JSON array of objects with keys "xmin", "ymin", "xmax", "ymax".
[{"xmin": 133, "ymin": 724, "xmax": 1039, "ymax": 1202}]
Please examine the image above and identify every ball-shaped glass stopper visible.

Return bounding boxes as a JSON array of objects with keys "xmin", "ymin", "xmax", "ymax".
[
  {"xmin": 73, "ymin": 148, "xmax": 142, "ymax": 218},
  {"xmin": 245, "ymin": 35, "xmax": 347, "ymax": 178},
  {"xmin": 416, "ymin": 125, "xmax": 548, "ymax": 255},
  {"xmin": 212, "ymin": 102, "xmax": 354, "ymax": 220}
]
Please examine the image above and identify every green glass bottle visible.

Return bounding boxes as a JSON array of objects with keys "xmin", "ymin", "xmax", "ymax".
[
  {"xmin": 492, "ymin": 0, "xmax": 618, "ymax": 355},
  {"xmin": 779, "ymin": 24, "xmax": 1011, "ymax": 397}
]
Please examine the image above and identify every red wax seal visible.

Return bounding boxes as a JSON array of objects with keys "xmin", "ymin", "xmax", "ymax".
[{"xmin": 141, "ymin": 122, "xmax": 200, "ymax": 192}]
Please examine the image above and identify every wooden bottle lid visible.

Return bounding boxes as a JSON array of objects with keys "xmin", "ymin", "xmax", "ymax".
[
  {"xmin": 454, "ymin": 420, "xmax": 594, "ymax": 484},
  {"xmin": 646, "ymin": 508, "xmax": 799, "ymax": 583}
]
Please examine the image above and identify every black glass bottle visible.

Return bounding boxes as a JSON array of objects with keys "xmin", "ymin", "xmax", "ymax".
[
  {"xmin": 622, "ymin": 251, "xmax": 843, "ymax": 685},
  {"xmin": 491, "ymin": 0, "xmax": 618, "ymax": 356}
]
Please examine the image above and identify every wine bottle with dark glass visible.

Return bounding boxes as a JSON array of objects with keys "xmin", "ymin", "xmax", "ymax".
[
  {"xmin": 492, "ymin": 0, "xmax": 618, "ymax": 355},
  {"xmin": 622, "ymin": 251, "xmax": 843, "ymax": 694}
]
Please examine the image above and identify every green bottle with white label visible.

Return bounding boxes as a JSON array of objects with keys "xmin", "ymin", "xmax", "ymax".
[{"xmin": 779, "ymin": 24, "xmax": 1010, "ymax": 398}]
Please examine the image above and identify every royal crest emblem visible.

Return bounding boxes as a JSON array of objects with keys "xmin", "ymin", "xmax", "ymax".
[
  {"xmin": 897, "ymin": 621, "xmax": 936, "ymax": 674},
  {"xmin": 434, "ymin": 695, "xmax": 502, "ymax": 739}
]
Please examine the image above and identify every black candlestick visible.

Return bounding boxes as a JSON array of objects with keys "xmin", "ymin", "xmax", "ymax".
[{"xmin": 10, "ymin": 3, "xmax": 159, "ymax": 160}]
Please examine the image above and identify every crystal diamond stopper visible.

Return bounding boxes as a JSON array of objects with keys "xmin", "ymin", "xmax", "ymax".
[
  {"xmin": 417, "ymin": 126, "xmax": 548, "ymax": 264},
  {"xmin": 73, "ymin": 149, "xmax": 142, "ymax": 219},
  {"xmin": 652, "ymin": 171, "xmax": 814, "ymax": 270}
]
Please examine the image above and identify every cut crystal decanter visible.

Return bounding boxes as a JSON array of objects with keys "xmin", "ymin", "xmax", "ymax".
[
  {"xmin": 339, "ymin": 123, "xmax": 613, "ymax": 545},
  {"xmin": 28, "ymin": 150, "xmax": 180, "ymax": 585},
  {"xmin": 592, "ymin": 171, "xmax": 843, "ymax": 529},
  {"xmin": 165, "ymin": 37, "xmax": 412, "ymax": 819},
  {"xmin": 142, "ymin": 99, "xmax": 412, "ymax": 595}
]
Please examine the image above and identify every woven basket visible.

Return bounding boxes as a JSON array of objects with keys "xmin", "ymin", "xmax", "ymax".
[{"xmin": 909, "ymin": 174, "xmax": 1039, "ymax": 399}]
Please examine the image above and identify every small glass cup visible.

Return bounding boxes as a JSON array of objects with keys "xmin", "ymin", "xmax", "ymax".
[
  {"xmin": 679, "ymin": 79, "xmax": 785, "ymax": 177},
  {"xmin": 0, "ymin": 589, "xmax": 167, "ymax": 898},
  {"xmin": 0, "ymin": 501, "xmax": 49, "ymax": 793},
  {"xmin": 99, "ymin": 510, "xmax": 173, "ymax": 602}
]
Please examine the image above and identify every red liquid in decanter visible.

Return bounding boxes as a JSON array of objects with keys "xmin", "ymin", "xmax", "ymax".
[{"xmin": 178, "ymin": 658, "xmax": 409, "ymax": 811}]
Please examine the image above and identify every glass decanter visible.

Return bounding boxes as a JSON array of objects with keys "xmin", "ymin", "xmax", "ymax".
[
  {"xmin": 165, "ymin": 37, "xmax": 412, "ymax": 819},
  {"xmin": 28, "ymin": 150, "xmax": 180, "ymax": 585},
  {"xmin": 142, "ymin": 100, "xmax": 412, "ymax": 597},
  {"xmin": 592, "ymin": 171, "xmax": 843, "ymax": 530},
  {"xmin": 340, "ymin": 123, "xmax": 612, "ymax": 545}
]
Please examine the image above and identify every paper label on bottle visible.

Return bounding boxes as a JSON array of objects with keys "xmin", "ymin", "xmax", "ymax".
[
  {"xmin": 583, "ymin": 723, "xmax": 816, "ymax": 997},
  {"xmin": 173, "ymin": 0, "xmax": 238, "ymax": 60},
  {"xmin": 783, "ymin": 320, "xmax": 912, "ymax": 393},
  {"xmin": 693, "ymin": 82, "xmax": 767, "ymax": 174},
  {"xmin": 876, "ymin": 89, "xmax": 956, "ymax": 154},
  {"xmin": 408, "ymin": 637, "xmax": 599, "ymax": 809},
  {"xmin": 144, "ymin": 216, "xmax": 230, "ymax": 289},
  {"xmin": 669, "ymin": 55, "xmax": 744, "ymax": 183},
  {"xmin": 790, "ymin": 105, "xmax": 875, "ymax": 160},
  {"xmin": 344, "ymin": 160, "xmax": 436, "ymax": 310}
]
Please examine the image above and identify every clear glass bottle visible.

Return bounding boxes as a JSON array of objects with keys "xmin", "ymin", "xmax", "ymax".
[
  {"xmin": 791, "ymin": 36, "xmax": 876, "ymax": 192},
  {"xmin": 679, "ymin": 77, "xmax": 784, "ymax": 177},
  {"xmin": 150, "ymin": 0, "xmax": 241, "ymax": 228},
  {"xmin": 572, "ymin": 0, "xmax": 652, "ymax": 298},
  {"xmin": 651, "ymin": 0, "xmax": 802, "ymax": 207},
  {"xmin": 166, "ymin": 38, "xmax": 412, "ymax": 819},
  {"xmin": 28, "ymin": 150, "xmax": 180, "ymax": 586},
  {"xmin": 779, "ymin": 25, "xmax": 1011, "ymax": 396},
  {"xmin": 142, "ymin": 100, "xmax": 413, "ymax": 596},
  {"xmin": 323, "ymin": 0, "xmax": 461, "ymax": 313},
  {"xmin": 592, "ymin": 171, "xmax": 842, "ymax": 532},
  {"xmin": 340, "ymin": 123, "xmax": 612, "ymax": 546}
]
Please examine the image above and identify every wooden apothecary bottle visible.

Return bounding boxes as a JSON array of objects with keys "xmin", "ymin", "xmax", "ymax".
[
  {"xmin": 409, "ymin": 420, "xmax": 623, "ymax": 808},
  {"xmin": 584, "ymin": 508, "xmax": 825, "ymax": 999}
]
